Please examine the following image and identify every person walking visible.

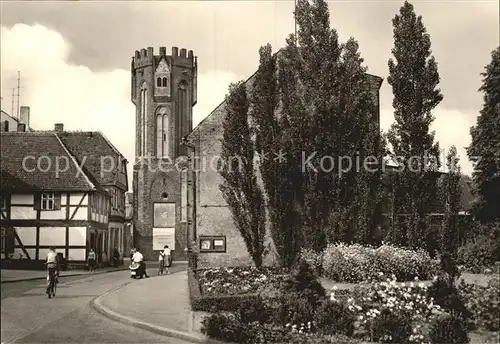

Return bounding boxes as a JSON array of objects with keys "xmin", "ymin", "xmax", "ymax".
[
  {"xmin": 163, "ymin": 245, "xmax": 171, "ymax": 274},
  {"xmin": 87, "ymin": 248, "xmax": 96, "ymax": 273},
  {"xmin": 158, "ymin": 249, "xmax": 165, "ymax": 275}
]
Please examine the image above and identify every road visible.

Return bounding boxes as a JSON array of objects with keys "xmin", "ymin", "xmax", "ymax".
[{"xmin": 1, "ymin": 264, "xmax": 192, "ymax": 344}]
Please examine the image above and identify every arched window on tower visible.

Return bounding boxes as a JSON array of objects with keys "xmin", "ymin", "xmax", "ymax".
[
  {"xmin": 140, "ymin": 82, "xmax": 148, "ymax": 156},
  {"xmin": 162, "ymin": 77, "xmax": 168, "ymax": 87},
  {"xmin": 156, "ymin": 107, "xmax": 169, "ymax": 158},
  {"xmin": 177, "ymin": 81, "xmax": 188, "ymax": 154},
  {"xmin": 157, "ymin": 77, "xmax": 161, "ymax": 87}
]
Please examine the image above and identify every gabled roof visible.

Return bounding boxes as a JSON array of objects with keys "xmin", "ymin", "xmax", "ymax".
[
  {"xmin": 57, "ymin": 131, "xmax": 128, "ymax": 188},
  {"xmin": 1, "ymin": 110, "xmax": 34, "ymax": 132},
  {"xmin": 0, "ymin": 132, "xmax": 97, "ymax": 191}
]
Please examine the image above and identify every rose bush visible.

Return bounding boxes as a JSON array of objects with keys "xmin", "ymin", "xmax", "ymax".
[{"xmin": 322, "ymin": 243, "xmax": 436, "ymax": 283}]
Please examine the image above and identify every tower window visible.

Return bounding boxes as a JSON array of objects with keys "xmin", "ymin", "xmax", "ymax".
[
  {"xmin": 162, "ymin": 77, "xmax": 168, "ymax": 87},
  {"xmin": 157, "ymin": 77, "xmax": 161, "ymax": 87},
  {"xmin": 156, "ymin": 107, "xmax": 169, "ymax": 158}
]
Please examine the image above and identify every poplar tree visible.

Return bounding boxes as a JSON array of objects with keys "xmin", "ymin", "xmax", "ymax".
[
  {"xmin": 219, "ymin": 81, "xmax": 266, "ymax": 268},
  {"xmin": 467, "ymin": 47, "xmax": 500, "ymax": 224},
  {"xmin": 387, "ymin": 1, "xmax": 443, "ymax": 250},
  {"xmin": 251, "ymin": 44, "xmax": 303, "ymax": 269},
  {"xmin": 440, "ymin": 146, "xmax": 462, "ymax": 258}
]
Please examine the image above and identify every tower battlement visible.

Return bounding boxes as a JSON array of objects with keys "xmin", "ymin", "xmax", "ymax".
[{"xmin": 133, "ymin": 46, "xmax": 196, "ymax": 69}]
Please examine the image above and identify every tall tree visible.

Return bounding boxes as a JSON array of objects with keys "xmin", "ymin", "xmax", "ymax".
[
  {"xmin": 251, "ymin": 44, "xmax": 303, "ymax": 269},
  {"xmin": 467, "ymin": 47, "xmax": 500, "ymax": 224},
  {"xmin": 289, "ymin": 0, "xmax": 380, "ymax": 247},
  {"xmin": 219, "ymin": 81, "xmax": 266, "ymax": 268},
  {"xmin": 440, "ymin": 146, "xmax": 462, "ymax": 258},
  {"xmin": 387, "ymin": 1, "xmax": 443, "ymax": 250}
]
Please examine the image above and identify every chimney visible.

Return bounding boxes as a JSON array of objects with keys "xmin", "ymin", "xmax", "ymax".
[
  {"xmin": 54, "ymin": 123, "xmax": 64, "ymax": 132},
  {"xmin": 20, "ymin": 106, "xmax": 30, "ymax": 127},
  {"xmin": 17, "ymin": 123, "xmax": 26, "ymax": 132}
]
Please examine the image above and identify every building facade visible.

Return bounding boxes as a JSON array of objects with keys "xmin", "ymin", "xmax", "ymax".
[
  {"xmin": 131, "ymin": 46, "xmax": 197, "ymax": 261},
  {"xmin": 0, "ymin": 131, "xmax": 110, "ymax": 267},
  {"xmin": 0, "ymin": 124, "xmax": 129, "ymax": 267},
  {"xmin": 57, "ymin": 126, "xmax": 129, "ymax": 259}
]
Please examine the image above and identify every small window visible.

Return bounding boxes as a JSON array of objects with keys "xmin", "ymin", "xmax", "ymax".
[
  {"xmin": 0, "ymin": 194, "xmax": 7, "ymax": 210},
  {"xmin": 41, "ymin": 193, "xmax": 55, "ymax": 210},
  {"xmin": 157, "ymin": 77, "xmax": 161, "ymax": 87},
  {"xmin": 3, "ymin": 121, "xmax": 9, "ymax": 132},
  {"xmin": 162, "ymin": 77, "xmax": 168, "ymax": 87},
  {"xmin": 199, "ymin": 236, "xmax": 226, "ymax": 253}
]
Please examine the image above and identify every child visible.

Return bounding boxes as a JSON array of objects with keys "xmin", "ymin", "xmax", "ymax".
[{"xmin": 158, "ymin": 250, "xmax": 165, "ymax": 275}]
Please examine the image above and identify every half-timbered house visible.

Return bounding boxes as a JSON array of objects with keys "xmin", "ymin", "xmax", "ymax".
[{"xmin": 0, "ymin": 125, "xmax": 128, "ymax": 268}]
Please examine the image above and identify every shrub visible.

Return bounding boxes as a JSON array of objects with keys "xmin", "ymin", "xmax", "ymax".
[
  {"xmin": 282, "ymin": 259, "xmax": 326, "ymax": 306},
  {"xmin": 457, "ymin": 222, "xmax": 500, "ymax": 272},
  {"xmin": 458, "ymin": 276, "xmax": 500, "ymax": 331},
  {"xmin": 277, "ymin": 292, "xmax": 318, "ymax": 327},
  {"xmin": 369, "ymin": 308, "xmax": 413, "ymax": 343},
  {"xmin": 286, "ymin": 333, "xmax": 362, "ymax": 344},
  {"xmin": 314, "ymin": 299, "xmax": 356, "ymax": 336},
  {"xmin": 428, "ymin": 313, "xmax": 470, "ymax": 344},
  {"xmin": 322, "ymin": 243, "xmax": 435, "ymax": 282},
  {"xmin": 200, "ymin": 313, "xmax": 245, "ymax": 342},
  {"xmin": 426, "ymin": 276, "xmax": 473, "ymax": 324},
  {"xmin": 300, "ymin": 248, "xmax": 324, "ymax": 276},
  {"xmin": 238, "ymin": 295, "xmax": 273, "ymax": 324}
]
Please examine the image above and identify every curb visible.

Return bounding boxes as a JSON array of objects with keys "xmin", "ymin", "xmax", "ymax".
[
  {"xmin": 1, "ymin": 267, "xmax": 130, "ymax": 284},
  {"xmin": 90, "ymin": 271, "xmax": 224, "ymax": 344}
]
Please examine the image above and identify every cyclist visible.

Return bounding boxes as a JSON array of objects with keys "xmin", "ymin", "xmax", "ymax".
[{"xmin": 46, "ymin": 246, "xmax": 59, "ymax": 295}]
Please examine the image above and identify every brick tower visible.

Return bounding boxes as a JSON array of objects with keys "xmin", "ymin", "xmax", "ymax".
[{"xmin": 131, "ymin": 46, "xmax": 197, "ymax": 261}]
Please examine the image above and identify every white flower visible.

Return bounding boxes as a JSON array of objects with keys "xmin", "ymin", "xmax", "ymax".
[
  {"xmin": 414, "ymin": 276, "xmax": 419, "ymax": 281},
  {"xmin": 331, "ymin": 285, "xmax": 338, "ymax": 291}
]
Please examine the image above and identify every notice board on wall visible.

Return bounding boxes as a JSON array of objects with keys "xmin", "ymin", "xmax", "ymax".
[{"xmin": 152, "ymin": 228, "xmax": 175, "ymax": 250}]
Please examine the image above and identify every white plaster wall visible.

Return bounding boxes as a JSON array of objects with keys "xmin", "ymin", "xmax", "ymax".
[
  {"xmin": 70, "ymin": 193, "xmax": 88, "ymax": 206},
  {"xmin": 10, "ymin": 194, "xmax": 34, "ymax": 204},
  {"xmin": 39, "ymin": 227, "xmax": 66, "ymax": 246},
  {"xmin": 40, "ymin": 209, "xmax": 66, "ymax": 220},
  {"xmin": 69, "ymin": 206, "xmax": 87, "ymax": 220},
  {"xmin": 67, "ymin": 248, "xmax": 86, "ymax": 261},
  {"xmin": 68, "ymin": 227, "xmax": 87, "ymax": 246},
  {"xmin": 10, "ymin": 207, "xmax": 36, "ymax": 220},
  {"xmin": 15, "ymin": 227, "xmax": 37, "ymax": 245},
  {"xmin": 13, "ymin": 248, "xmax": 36, "ymax": 259}
]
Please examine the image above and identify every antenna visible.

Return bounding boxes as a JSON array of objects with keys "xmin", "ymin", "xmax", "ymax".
[
  {"xmin": 16, "ymin": 71, "xmax": 21, "ymax": 119},
  {"xmin": 11, "ymin": 88, "xmax": 15, "ymax": 117}
]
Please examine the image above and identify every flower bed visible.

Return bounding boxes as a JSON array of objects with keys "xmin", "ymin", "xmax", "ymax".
[
  {"xmin": 196, "ymin": 266, "xmax": 287, "ymax": 297},
  {"xmin": 304, "ymin": 243, "xmax": 438, "ymax": 283},
  {"xmin": 200, "ymin": 261, "xmax": 499, "ymax": 344}
]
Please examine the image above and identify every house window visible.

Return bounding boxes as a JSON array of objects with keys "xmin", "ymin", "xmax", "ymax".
[
  {"xmin": 199, "ymin": 236, "xmax": 226, "ymax": 253},
  {"xmin": 2, "ymin": 121, "xmax": 9, "ymax": 132},
  {"xmin": 0, "ymin": 194, "xmax": 7, "ymax": 210},
  {"xmin": 157, "ymin": 77, "xmax": 161, "ymax": 87},
  {"xmin": 162, "ymin": 77, "xmax": 168, "ymax": 87},
  {"xmin": 41, "ymin": 193, "xmax": 55, "ymax": 210}
]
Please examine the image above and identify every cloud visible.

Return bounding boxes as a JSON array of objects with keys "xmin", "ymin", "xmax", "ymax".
[
  {"xmin": 1, "ymin": 24, "xmax": 241, "ymax": 188},
  {"xmin": 380, "ymin": 107, "xmax": 477, "ymax": 175}
]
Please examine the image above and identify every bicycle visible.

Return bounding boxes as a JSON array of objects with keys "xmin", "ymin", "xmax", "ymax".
[{"xmin": 46, "ymin": 268, "xmax": 58, "ymax": 298}]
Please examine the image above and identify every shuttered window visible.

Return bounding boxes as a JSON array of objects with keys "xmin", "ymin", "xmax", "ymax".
[{"xmin": 34, "ymin": 193, "xmax": 61, "ymax": 210}]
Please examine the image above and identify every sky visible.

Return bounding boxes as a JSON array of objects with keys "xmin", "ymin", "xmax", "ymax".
[{"xmin": 1, "ymin": 0, "xmax": 498, "ymax": 188}]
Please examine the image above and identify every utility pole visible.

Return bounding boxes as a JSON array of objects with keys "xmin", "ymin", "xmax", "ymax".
[{"xmin": 16, "ymin": 71, "xmax": 21, "ymax": 119}]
